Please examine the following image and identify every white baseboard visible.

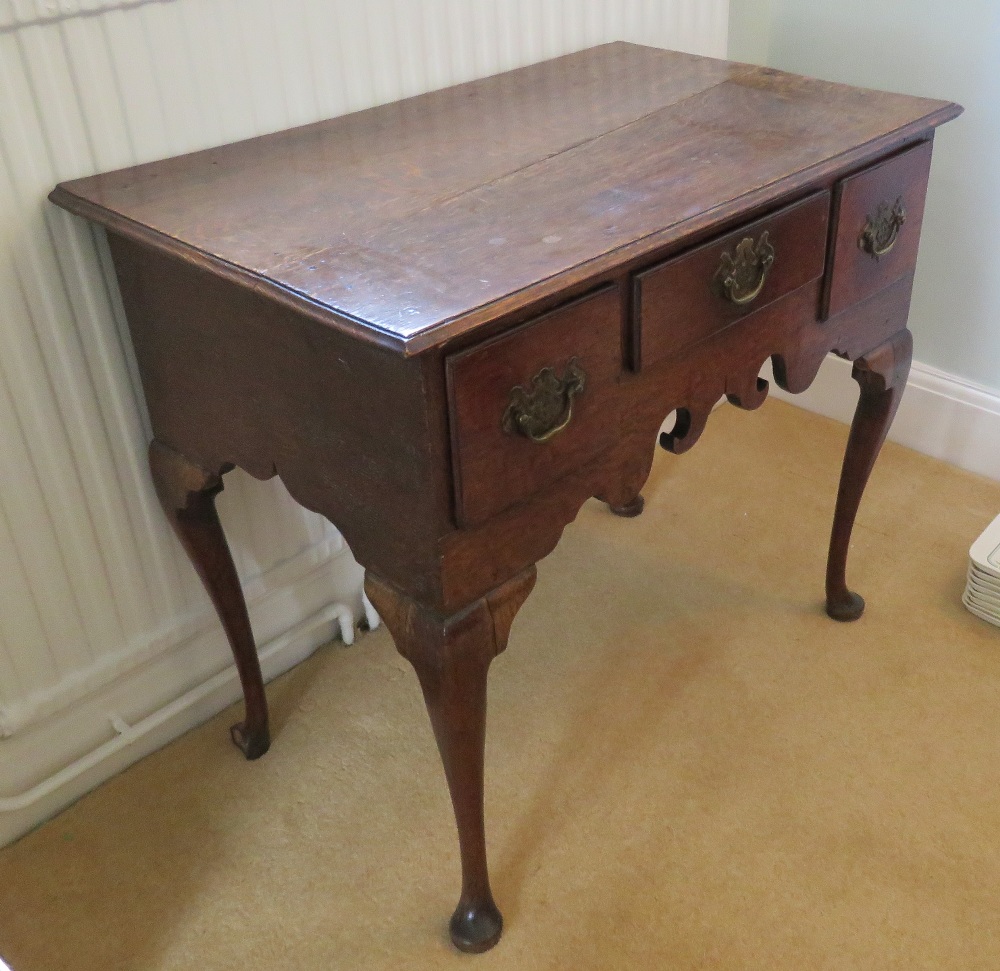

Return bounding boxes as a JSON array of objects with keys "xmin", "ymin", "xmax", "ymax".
[
  {"xmin": 0, "ymin": 544, "xmax": 368, "ymax": 849},
  {"xmin": 763, "ymin": 354, "xmax": 1000, "ymax": 483}
]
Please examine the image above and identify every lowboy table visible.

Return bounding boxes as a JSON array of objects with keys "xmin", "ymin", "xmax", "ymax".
[{"xmin": 51, "ymin": 44, "xmax": 960, "ymax": 952}]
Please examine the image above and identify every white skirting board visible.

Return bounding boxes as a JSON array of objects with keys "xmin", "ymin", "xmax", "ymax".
[{"xmin": 763, "ymin": 354, "xmax": 1000, "ymax": 484}]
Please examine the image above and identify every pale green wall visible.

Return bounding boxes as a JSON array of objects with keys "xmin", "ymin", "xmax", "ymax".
[
  {"xmin": 727, "ymin": 0, "xmax": 775, "ymax": 64},
  {"xmin": 729, "ymin": 0, "xmax": 1000, "ymax": 394}
]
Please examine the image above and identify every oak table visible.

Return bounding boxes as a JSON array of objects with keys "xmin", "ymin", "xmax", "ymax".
[{"xmin": 51, "ymin": 43, "xmax": 961, "ymax": 953}]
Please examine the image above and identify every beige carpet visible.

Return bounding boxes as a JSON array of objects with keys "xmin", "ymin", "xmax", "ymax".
[{"xmin": 3, "ymin": 399, "xmax": 1000, "ymax": 970}]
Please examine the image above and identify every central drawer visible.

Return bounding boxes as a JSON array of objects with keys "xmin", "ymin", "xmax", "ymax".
[
  {"xmin": 633, "ymin": 191, "xmax": 830, "ymax": 370},
  {"xmin": 446, "ymin": 287, "xmax": 622, "ymax": 528}
]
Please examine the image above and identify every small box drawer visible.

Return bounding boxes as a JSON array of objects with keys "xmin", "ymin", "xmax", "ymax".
[
  {"xmin": 446, "ymin": 287, "xmax": 622, "ymax": 528},
  {"xmin": 824, "ymin": 140, "xmax": 934, "ymax": 319},
  {"xmin": 633, "ymin": 191, "xmax": 830, "ymax": 370}
]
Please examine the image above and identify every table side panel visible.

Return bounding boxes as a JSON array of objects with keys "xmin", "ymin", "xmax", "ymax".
[{"xmin": 106, "ymin": 234, "xmax": 451, "ymax": 603}]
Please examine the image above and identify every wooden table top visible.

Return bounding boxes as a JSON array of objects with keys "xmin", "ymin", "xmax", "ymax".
[{"xmin": 51, "ymin": 43, "xmax": 959, "ymax": 354}]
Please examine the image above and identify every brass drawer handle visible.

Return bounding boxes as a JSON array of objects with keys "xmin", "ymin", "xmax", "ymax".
[
  {"xmin": 502, "ymin": 358, "xmax": 586, "ymax": 443},
  {"xmin": 714, "ymin": 231, "xmax": 776, "ymax": 306},
  {"xmin": 859, "ymin": 197, "xmax": 906, "ymax": 261}
]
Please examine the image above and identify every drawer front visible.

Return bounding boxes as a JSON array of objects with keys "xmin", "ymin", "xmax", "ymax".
[
  {"xmin": 447, "ymin": 287, "xmax": 622, "ymax": 527},
  {"xmin": 824, "ymin": 139, "xmax": 933, "ymax": 319},
  {"xmin": 633, "ymin": 191, "xmax": 830, "ymax": 370}
]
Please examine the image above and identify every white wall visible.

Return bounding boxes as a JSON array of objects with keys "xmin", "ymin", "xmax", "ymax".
[
  {"xmin": 730, "ymin": 0, "xmax": 1000, "ymax": 397},
  {"xmin": 0, "ymin": 0, "xmax": 729, "ymax": 847}
]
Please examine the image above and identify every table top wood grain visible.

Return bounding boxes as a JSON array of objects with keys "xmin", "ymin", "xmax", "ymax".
[{"xmin": 51, "ymin": 42, "xmax": 959, "ymax": 355}]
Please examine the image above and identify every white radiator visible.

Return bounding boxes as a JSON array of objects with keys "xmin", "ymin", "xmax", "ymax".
[{"xmin": 0, "ymin": 0, "xmax": 729, "ymax": 846}]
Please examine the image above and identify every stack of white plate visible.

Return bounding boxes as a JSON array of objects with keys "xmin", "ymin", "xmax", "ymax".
[{"xmin": 965, "ymin": 513, "xmax": 1000, "ymax": 627}]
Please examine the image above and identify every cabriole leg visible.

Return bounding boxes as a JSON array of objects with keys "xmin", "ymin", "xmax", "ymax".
[
  {"xmin": 365, "ymin": 568, "xmax": 537, "ymax": 953},
  {"xmin": 826, "ymin": 329, "xmax": 912, "ymax": 621},
  {"xmin": 149, "ymin": 440, "xmax": 270, "ymax": 759}
]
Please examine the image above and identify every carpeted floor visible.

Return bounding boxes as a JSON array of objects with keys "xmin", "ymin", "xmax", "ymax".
[{"xmin": 2, "ymin": 399, "xmax": 1000, "ymax": 970}]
